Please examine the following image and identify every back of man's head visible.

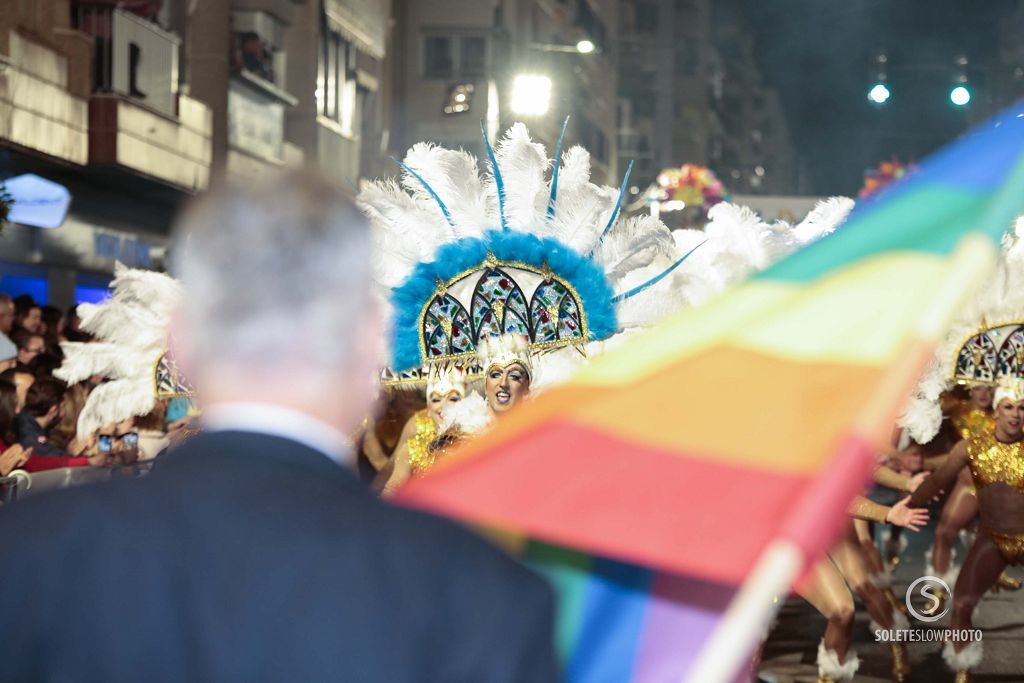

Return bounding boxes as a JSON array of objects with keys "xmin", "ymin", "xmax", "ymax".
[
  {"xmin": 171, "ymin": 171, "xmax": 377, "ymax": 413},
  {"xmin": 24, "ymin": 377, "xmax": 66, "ymax": 419}
]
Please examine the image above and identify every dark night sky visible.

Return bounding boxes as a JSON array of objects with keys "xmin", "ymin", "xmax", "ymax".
[{"xmin": 739, "ymin": 0, "xmax": 1023, "ymax": 195}]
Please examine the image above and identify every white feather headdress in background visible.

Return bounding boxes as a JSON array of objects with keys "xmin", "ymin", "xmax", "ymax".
[
  {"xmin": 55, "ymin": 263, "xmax": 185, "ymax": 439},
  {"xmin": 899, "ymin": 215, "xmax": 1024, "ymax": 443}
]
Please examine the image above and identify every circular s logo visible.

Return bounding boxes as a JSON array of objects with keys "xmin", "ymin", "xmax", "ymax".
[{"xmin": 906, "ymin": 575, "xmax": 951, "ymax": 622}]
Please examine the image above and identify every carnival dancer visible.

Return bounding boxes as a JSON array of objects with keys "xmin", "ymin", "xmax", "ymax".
[
  {"xmin": 909, "ymin": 377, "xmax": 1024, "ymax": 681},
  {"xmin": 899, "ymin": 217, "xmax": 1024, "ymax": 613},
  {"xmin": 855, "ymin": 463, "xmax": 930, "ymax": 609},
  {"xmin": 799, "ymin": 486, "xmax": 927, "ymax": 683},
  {"xmin": 379, "ymin": 366, "xmax": 468, "ymax": 495},
  {"xmin": 926, "ymin": 383, "xmax": 1021, "ymax": 613}
]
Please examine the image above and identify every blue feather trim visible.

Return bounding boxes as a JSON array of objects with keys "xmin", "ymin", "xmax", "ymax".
[
  {"xmin": 610, "ymin": 240, "xmax": 706, "ymax": 303},
  {"xmin": 546, "ymin": 115, "xmax": 571, "ymax": 224},
  {"xmin": 390, "ymin": 231, "xmax": 618, "ymax": 371},
  {"xmin": 390, "ymin": 156, "xmax": 454, "ymax": 227},
  {"xmin": 481, "ymin": 121, "xmax": 509, "ymax": 231}
]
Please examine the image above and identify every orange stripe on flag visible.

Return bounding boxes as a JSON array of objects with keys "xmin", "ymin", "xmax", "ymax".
[{"xmin": 444, "ymin": 346, "xmax": 885, "ymax": 477}]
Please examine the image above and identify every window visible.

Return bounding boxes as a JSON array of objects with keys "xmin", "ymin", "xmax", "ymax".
[
  {"xmin": 231, "ymin": 10, "xmax": 284, "ymax": 86},
  {"xmin": 318, "ymin": 29, "xmax": 357, "ymax": 136},
  {"xmin": 423, "ymin": 34, "xmax": 487, "ymax": 79},
  {"xmin": 424, "ymin": 36, "xmax": 454, "ymax": 78}
]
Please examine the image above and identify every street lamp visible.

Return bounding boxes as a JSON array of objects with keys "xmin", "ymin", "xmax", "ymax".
[
  {"xmin": 868, "ymin": 82, "xmax": 891, "ymax": 105},
  {"xmin": 528, "ymin": 40, "xmax": 600, "ymax": 54},
  {"xmin": 867, "ymin": 50, "xmax": 889, "ymax": 106},
  {"xmin": 950, "ymin": 84, "xmax": 971, "ymax": 107},
  {"xmin": 511, "ymin": 74, "xmax": 552, "ymax": 116},
  {"xmin": 950, "ymin": 55, "xmax": 971, "ymax": 107}
]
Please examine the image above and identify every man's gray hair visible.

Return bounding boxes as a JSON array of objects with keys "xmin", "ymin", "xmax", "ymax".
[{"xmin": 172, "ymin": 171, "xmax": 372, "ymax": 372}]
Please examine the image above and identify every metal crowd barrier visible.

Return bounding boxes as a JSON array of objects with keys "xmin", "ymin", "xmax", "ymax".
[{"xmin": 0, "ymin": 462, "xmax": 156, "ymax": 505}]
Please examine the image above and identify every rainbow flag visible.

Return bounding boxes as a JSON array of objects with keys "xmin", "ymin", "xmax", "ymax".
[
  {"xmin": 521, "ymin": 541, "xmax": 738, "ymax": 683},
  {"xmin": 399, "ymin": 101, "xmax": 1024, "ymax": 681}
]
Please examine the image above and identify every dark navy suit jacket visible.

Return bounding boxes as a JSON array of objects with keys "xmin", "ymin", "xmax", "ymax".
[{"xmin": 0, "ymin": 431, "xmax": 560, "ymax": 682}]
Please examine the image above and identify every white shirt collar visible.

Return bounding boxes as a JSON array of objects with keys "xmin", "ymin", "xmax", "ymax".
[{"xmin": 200, "ymin": 402, "xmax": 353, "ymax": 467}]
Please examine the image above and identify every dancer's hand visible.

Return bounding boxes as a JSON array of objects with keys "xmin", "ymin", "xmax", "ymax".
[{"xmin": 886, "ymin": 496, "xmax": 928, "ymax": 531}]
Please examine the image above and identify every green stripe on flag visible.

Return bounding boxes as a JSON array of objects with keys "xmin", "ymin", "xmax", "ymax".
[
  {"xmin": 761, "ymin": 187, "xmax": 990, "ymax": 283},
  {"xmin": 522, "ymin": 540, "xmax": 593, "ymax": 661}
]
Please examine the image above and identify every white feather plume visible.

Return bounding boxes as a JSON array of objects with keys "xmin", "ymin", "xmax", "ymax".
[
  {"xmin": 899, "ymin": 396, "xmax": 945, "ymax": 444},
  {"xmin": 401, "ymin": 143, "xmax": 492, "ymax": 238},
  {"xmin": 438, "ymin": 391, "xmax": 491, "ymax": 436},
  {"xmin": 76, "ymin": 377, "xmax": 156, "ymax": 439},
  {"xmin": 494, "ymin": 123, "xmax": 550, "ymax": 231},
  {"xmin": 546, "ymin": 146, "xmax": 616, "ymax": 253},
  {"xmin": 58, "ymin": 263, "xmax": 182, "ymax": 439},
  {"xmin": 596, "ymin": 214, "xmax": 675, "ymax": 284},
  {"xmin": 358, "ymin": 179, "xmax": 451, "ymax": 288},
  {"xmin": 794, "ymin": 196, "xmax": 855, "ymax": 244},
  {"xmin": 54, "ymin": 342, "xmax": 133, "ymax": 385}
]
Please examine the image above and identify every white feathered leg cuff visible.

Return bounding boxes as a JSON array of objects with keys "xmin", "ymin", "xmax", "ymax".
[
  {"xmin": 817, "ymin": 641, "xmax": 860, "ymax": 681},
  {"xmin": 942, "ymin": 639, "xmax": 983, "ymax": 672}
]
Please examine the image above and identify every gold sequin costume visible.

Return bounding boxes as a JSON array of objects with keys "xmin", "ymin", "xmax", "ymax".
[
  {"xmin": 950, "ymin": 403, "xmax": 994, "ymax": 496},
  {"xmin": 967, "ymin": 429, "xmax": 1024, "ymax": 564},
  {"xmin": 406, "ymin": 410, "xmax": 439, "ymax": 475},
  {"xmin": 952, "ymin": 405, "xmax": 995, "ymax": 442}
]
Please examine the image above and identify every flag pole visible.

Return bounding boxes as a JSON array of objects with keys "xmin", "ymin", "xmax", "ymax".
[{"xmin": 683, "ymin": 540, "xmax": 802, "ymax": 683}]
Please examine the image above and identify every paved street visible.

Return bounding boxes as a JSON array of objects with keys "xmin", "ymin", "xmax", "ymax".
[{"xmin": 759, "ymin": 519, "xmax": 1024, "ymax": 682}]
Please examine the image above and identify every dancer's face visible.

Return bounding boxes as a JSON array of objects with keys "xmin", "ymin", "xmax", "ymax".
[
  {"xmin": 427, "ymin": 390, "xmax": 462, "ymax": 421},
  {"xmin": 485, "ymin": 363, "xmax": 530, "ymax": 414},
  {"xmin": 969, "ymin": 385, "xmax": 994, "ymax": 411},
  {"xmin": 994, "ymin": 399, "xmax": 1024, "ymax": 439}
]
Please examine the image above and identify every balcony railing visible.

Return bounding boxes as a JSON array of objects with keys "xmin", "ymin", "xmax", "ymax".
[{"xmin": 72, "ymin": 3, "xmax": 180, "ymax": 117}]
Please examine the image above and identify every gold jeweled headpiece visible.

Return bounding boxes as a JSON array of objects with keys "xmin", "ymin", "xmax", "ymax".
[{"xmin": 994, "ymin": 376, "xmax": 1024, "ymax": 408}]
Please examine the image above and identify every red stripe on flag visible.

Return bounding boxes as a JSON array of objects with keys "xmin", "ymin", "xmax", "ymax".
[
  {"xmin": 779, "ymin": 432, "xmax": 877, "ymax": 562},
  {"xmin": 398, "ymin": 419, "xmax": 811, "ymax": 584}
]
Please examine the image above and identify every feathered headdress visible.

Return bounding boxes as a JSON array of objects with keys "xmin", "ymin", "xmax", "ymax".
[
  {"xmin": 55, "ymin": 263, "xmax": 192, "ymax": 438},
  {"xmin": 359, "ymin": 121, "xmax": 696, "ymax": 382},
  {"xmin": 900, "ymin": 215, "xmax": 1024, "ymax": 442}
]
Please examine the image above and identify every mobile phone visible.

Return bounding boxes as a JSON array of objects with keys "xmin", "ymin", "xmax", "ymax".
[
  {"xmin": 122, "ymin": 433, "xmax": 139, "ymax": 449},
  {"xmin": 98, "ymin": 435, "xmax": 112, "ymax": 454}
]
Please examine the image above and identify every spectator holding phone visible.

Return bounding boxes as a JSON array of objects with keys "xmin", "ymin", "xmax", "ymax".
[{"xmin": 133, "ymin": 402, "xmax": 170, "ymax": 460}]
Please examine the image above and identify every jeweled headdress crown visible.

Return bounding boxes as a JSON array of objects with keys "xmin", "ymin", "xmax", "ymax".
[{"xmin": 359, "ymin": 120, "xmax": 697, "ymax": 378}]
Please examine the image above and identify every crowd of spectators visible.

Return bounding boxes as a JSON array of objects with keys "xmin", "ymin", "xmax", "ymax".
[{"xmin": 0, "ymin": 292, "xmax": 173, "ymax": 478}]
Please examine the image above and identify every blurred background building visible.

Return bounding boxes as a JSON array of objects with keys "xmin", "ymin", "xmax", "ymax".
[
  {"xmin": 616, "ymin": 0, "xmax": 796, "ymax": 199},
  {"xmin": 0, "ymin": 0, "xmax": 387, "ymax": 305},
  {"xmin": 388, "ymin": 0, "xmax": 620, "ymax": 184},
  {"xmin": 3, "ymin": 0, "xmax": 1024, "ymax": 305}
]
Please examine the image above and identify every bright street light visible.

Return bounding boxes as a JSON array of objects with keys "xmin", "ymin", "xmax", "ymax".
[
  {"xmin": 576, "ymin": 39, "xmax": 595, "ymax": 54},
  {"xmin": 867, "ymin": 82, "xmax": 890, "ymax": 104},
  {"xmin": 511, "ymin": 74, "xmax": 552, "ymax": 116},
  {"xmin": 950, "ymin": 84, "xmax": 971, "ymax": 107}
]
